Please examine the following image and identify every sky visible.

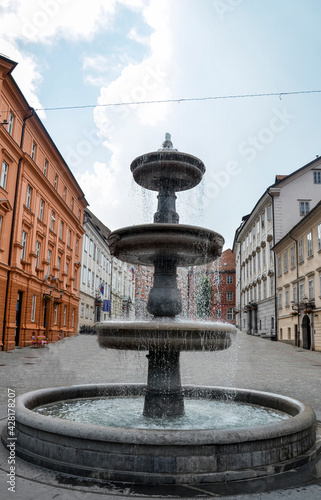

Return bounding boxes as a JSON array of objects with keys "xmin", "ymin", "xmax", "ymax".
[{"xmin": 1, "ymin": 0, "xmax": 321, "ymax": 250}]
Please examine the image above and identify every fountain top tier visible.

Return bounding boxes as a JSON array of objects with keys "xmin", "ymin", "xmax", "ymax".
[{"xmin": 130, "ymin": 132, "xmax": 206, "ymax": 193}]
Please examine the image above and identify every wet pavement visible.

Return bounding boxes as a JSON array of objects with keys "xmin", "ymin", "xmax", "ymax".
[{"xmin": 1, "ymin": 331, "xmax": 321, "ymax": 499}]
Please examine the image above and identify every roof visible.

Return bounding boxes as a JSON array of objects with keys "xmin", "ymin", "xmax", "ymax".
[
  {"xmin": 0, "ymin": 54, "xmax": 87, "ymax": 203},
  {"xmin": 272, "ymin": 199, "xmax": 321, "ymax": 251},
  {"xmin": 235, "ymin": 155, "xmax": 321, "ymax": 242},
  {"xmin": 84, "ymin": 208, "xmax": 111, "ymax": 242}
]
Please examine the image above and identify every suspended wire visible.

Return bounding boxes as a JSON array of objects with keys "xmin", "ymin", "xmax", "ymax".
[{"xmin": 1, "ymin": 89, "xmax": 321, "ymax": 114}]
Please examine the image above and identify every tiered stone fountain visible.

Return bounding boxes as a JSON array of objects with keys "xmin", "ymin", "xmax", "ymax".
[{"xmin": 5, "ymin": 135, "xmax": 318, "ymax": 487}]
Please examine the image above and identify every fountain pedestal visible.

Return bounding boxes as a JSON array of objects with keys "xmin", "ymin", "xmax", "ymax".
[{"xmin": 144, "ymin": 350, "xmax": 184, "ymax": 418}]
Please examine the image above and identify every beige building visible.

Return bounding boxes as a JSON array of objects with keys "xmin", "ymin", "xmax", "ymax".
[{"xmin": 273, "ymin": 200, "xmax": 321, "ymax": 351}]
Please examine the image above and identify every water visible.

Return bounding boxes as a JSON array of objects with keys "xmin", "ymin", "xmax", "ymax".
[{"xmin": 35, "ymin": 396, "xmax": 289, "ymax": 430}]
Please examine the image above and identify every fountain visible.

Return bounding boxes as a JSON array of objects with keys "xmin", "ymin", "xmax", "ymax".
[{"xmin": 3, "ymin": 135, "xmax": 319, "ymax": 487}]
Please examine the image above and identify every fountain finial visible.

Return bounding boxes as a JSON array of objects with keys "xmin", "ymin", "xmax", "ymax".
[{"xmin": 162, "ymin": 132, "xmax": 173, "ymax": 149}]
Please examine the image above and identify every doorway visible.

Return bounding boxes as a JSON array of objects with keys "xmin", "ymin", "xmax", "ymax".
[
  {"xmin": 15, "ymin": 292, "xmax": 23, "ymax": 346},
  {"xmin": 302, "ymin": 315, "xmax": 311, "ymax": 350}
]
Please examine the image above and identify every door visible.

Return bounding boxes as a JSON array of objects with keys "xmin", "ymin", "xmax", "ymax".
[{"xmin": 302, "ymin": 315, "xmax": 311, "ymax": 350}]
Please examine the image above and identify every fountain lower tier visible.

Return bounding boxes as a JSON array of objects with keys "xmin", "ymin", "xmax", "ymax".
[
  {"xmin": 97, "ymin": 320, "xmax": 236, "ymax": 418},
  {"xmin": 6, "ymin": 384, "xmax": 318, "ymax": 485}
]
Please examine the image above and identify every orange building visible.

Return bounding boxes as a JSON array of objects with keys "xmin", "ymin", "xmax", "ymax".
[{"xmin": 0, "ymin": 55, "xmax": 87, "ymax": 350}]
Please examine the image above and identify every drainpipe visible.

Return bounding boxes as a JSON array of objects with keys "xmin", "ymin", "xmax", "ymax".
[
  {"xmin": 289, "ymin": 235, "xmax": 300, "ymax": 347},
  {"xmin": 2, "ymin": 109, "xmax": 34, "ymax": 350},
  {"xmin": 268, "ymin": 191, "xmax": 278, "ymax": 341}
]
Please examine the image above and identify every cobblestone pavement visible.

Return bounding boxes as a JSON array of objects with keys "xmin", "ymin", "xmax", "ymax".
[{"xmin": 1, "ymin": 331, "xmax": 321, "ymax": 499}]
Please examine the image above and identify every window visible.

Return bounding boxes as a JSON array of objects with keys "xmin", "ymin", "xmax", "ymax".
[
  {"xmin": 89, "ymin": 239, "xmax": 93, "ymax": 256},
  {"xmin": 31, "ymin": 142, "xmax": 36, "ymax": 161},
  {"xmin": 299, "ymin": 282, "xmax": 305, "ymax": 302},
  {"xmin": 84, "ymin": 235, "xmax": 88, "ymax": 252},
  {"xmin": 85, "ymin": 304, "xmax": 89, "ymax": 319},
  {"xmin": 267, "ymin": 204, "xmax": 272, "ymax": 221},
  {"xmin": 74, "ymin": 269, "xmax": 77, "ymax": 289},
  {"xmin": 299, "ymin": 201, "xmax": 309, "ymax": 216},
  {"xmin": 92, "ymin": 271, "xmax": 94, "ymax": 289},
  {"xmin": 226, "ymin": 275, "xmax": 233, "ymax": 284},
  {"xmin": 285, "ymin": 288, "xmax": 290, "ymax": 307},
  {"xmin": 283, "ymin": 250, "xmax": 288, "ymax": 273},
  {"xmin": 76, "ymin": 239, "xmax": 79, "ymax": 256},
  {"xmin": 80, "ymin": 303, "xmax": 84, "ymax": 318},
  {"xmin": 50, "ymin": 211, "xmax": 55, "ymax": 231},
  {"xmin": 227, "ymin": 291, "xmax": 233, "ymax": 301},
  {"xmin": 82, "ymin": 266, "xmax": 87, "ymax": 284},
  {"xmin": 47, "ymin": 249, "xmax": 51, "ymax": 275},
  {"xmin": 215, "ymin": 310, "xmax": 221, "ymax": 318},
  {"xmin": 318, "ymin": 224, "xmax": 321, "ymax": 251},
  {"xmin": 292, "ymin": 284, "xmax": 297, "ymax": 303},
  {"xmin": 298, "ymin": 238, "xmax": 303, "ymax": 263},
  {"xmin": 263, "ymin": 280, "xmax": 267, "ymax": 299},
  {"xmin": 39, "ymin": 199, "xmax": 44, "ymax": 221},
  {"xmin": 308, "ymin": 279, "xmax": 314, "ymax": 300},
  {"xmin": 31, "ymin": 296, "xmax": 37, "ymax": 322},
  {"xmin": 277, "ymin": 255, "xmax": 282, "ymax": 277},
  {"xmin": 68, "ymin": 229, "xmax": 71, "ymax": 247},
  {"xmin": 290, "ymin": 245, "xmax": 295, "ymax": 268},
  {"xmin": 54, "ymin": 304, "xmax": 58, "ymax": 325},
  {"xmin": 71, "ymin": 197, "xmax": 74, "ymax": 211},
  {"xmin": 57, "ymin": 257, "xmax": 61, "ymax": 279},
  {"xmin": 262, "ymin": 247, "xmax": 266, "ymax": 267},
  {"xmin": 0, "ymin": 160, "xmax": 8, "ymax": 189},
  {"xmin": 261, "ymin": 213, "xmax": 265, "ymax": 228},
  {"xmin": 54, "ymin": 174, "xmax": 58, "ymax": 190},
  {"xmin": 278, "ymin": 291, "xmax": 282, "ymax": 309},
  {"xmin": 63, "ymin": 186, "xmax": 66, "ymax": 201},
  {"xmin": 21, "ymin": 231, "xmax": 27, "ymax": 260},
  {"xmin": 307, "ymin": 231, "xmax": 313, "ymax": 258},
  {"xmin": 44, "ymin": 160, "xmax": 48, "ymax": 177},
  {"xmin": 214, "ymin": 272, "xmax": 221, "ymax": 284},
  {"xmin": 72, "ymin": 308, "xmax": 75, "ymax": 328},
  {"xmin": 35, "ymin": 241, "xmax": 40, "ymax": 268},
  {"xmin": 26, "ymin": 185, "xmax": 32, "ymax": 209},
  {"xmin": 60, "ymin": 221, "xmax": 64, "ymax": 240},
  {"xmin": 63, "ymin": 305, "xmax": 67, "ymax": 326},
  {"xmin": 65, "ymin": 262, "xmax": 69, "ymax": 276},
  {"xmin": 88, "ymin": 269, "xmax": 91, "ymax": 287},
  {"xmin": 7, "ymin": 112, "xmax": 14, "ymax": 135},
  {"xmin": 227, "ymin": 308, "xmax": 234, "ymax": 321},
  {"xmin": 313, "ymin": 171, "xmax": 321, "ymax": 184}
]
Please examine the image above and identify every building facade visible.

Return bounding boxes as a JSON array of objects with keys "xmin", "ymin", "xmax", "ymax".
[
  {"xmin": 0, "ymin": 55, "xmax": 87, "ymax": 350},
  {"xmin": 111, "ymin": 258, "xmax": 135, "ymax": 319},
  {"xmin": 233, "ymin": 158, "xmax": 321, "ymax": 339},
  {"xmin": 273, "ymin": 201, "xmax": 321, "ymax": 351},
  {"xmin": 79, "ymin": 209, "xmax": 112, "ymax": 332}
]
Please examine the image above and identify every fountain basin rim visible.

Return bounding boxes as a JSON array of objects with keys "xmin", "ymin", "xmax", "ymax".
[
  {"xmin": 95, "ymin": 320, "xmax": 237, "ymax": 332},
  {"xmin": 16, "ymin": 384, "xmax": 315, "ymax": 446}
]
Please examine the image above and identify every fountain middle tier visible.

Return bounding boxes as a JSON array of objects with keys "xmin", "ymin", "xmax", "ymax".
[
  {"xmin": 96, "ymin": 320, "xmax": 235, "ymax": 351},
  {"xmin": 108, "ymin": 223, "xmax": 224, "ymax": 267}
]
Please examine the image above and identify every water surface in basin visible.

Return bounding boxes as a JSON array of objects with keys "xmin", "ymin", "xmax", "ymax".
[{"xmin": 35, "ymin": 397, "xmax": 289, "ymax": 430}]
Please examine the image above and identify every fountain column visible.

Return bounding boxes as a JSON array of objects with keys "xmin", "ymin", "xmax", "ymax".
[{"xmin": 143, "ymin": 350, "xmax": 184, "ymax": 418}]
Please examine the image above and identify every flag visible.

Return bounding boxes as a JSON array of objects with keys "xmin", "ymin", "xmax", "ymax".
[
  {"xmin": 130, "ymin": 267, "xmax": 135, "ymax": 280},
  {"xmin": 99, "ymin": 283, "xmax": 104, "ymax": 294},
  {"xmin": 103, "ymin": 300, "xmax": 111, "ymax": 312}
]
